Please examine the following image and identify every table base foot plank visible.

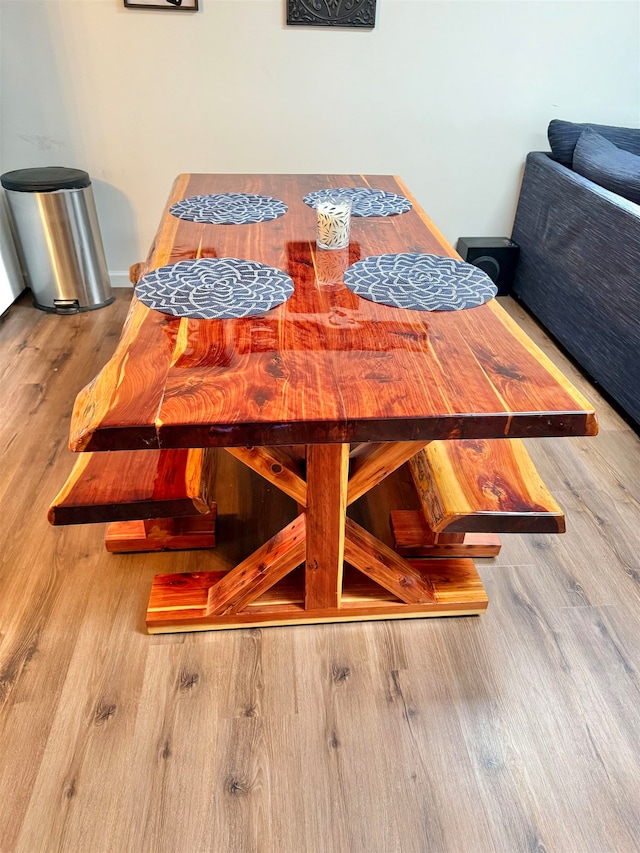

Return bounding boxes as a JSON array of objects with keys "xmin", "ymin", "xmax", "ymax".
[
  {"xmin": 105, "ymin": 505, "xmax": 217, "ymax": 553},
  {"xmin": 391, "ymin": 510, "xmax": 501, "ymax": 557},
  {"xmin": 146, "ymin": 559, "xmax": 488, "ymax": 633},
  {"xmin": 206, "ymin": 514, "xmax": 306, "ymax": 616}
]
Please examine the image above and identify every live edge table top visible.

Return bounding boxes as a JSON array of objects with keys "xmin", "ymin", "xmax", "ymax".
[{"xmin": 69, "ymin": 174, "xmax": 597, "ymax": 452}]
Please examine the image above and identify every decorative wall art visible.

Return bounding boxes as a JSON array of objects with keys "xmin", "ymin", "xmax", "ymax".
[
  {"xmin": 124, "ymin": 0, "xmax": 198, "ymax": 11},
  {"xmin": 287, "ymin": 0, "xmax": 376, "ymax": 29}
]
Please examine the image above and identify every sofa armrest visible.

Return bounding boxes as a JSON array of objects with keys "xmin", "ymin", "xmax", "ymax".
[
  {"xmin": 511, "ymin": 151, "xmax": 640, "ymax": 425},
  {"xmin": 522, "ymin": 151, "xmax": 640, "ymax": 215}
]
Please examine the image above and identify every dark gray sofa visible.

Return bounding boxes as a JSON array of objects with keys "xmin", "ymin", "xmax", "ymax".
[{"xmin": 511, "ymin": 149, "xmax": 640, "ymax": 427}]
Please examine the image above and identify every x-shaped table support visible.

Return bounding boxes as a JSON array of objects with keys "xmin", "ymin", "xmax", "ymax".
[
  {"xmin": 207, "ymin": 441, "xmax": 435, "ymax": 616},
  {"xmin": 146, "ymin": 441, "xmax": 489, "ymax": 632}
]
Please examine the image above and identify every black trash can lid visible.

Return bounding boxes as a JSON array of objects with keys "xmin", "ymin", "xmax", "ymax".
[{"xmin": 0, "ymin": 166, "xmax": 91, "ymax": 192}]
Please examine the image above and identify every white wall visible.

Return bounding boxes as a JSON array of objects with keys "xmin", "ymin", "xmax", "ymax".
[
  {"xmin": 2, "ymin": 1, "xmax": 639, "ymax": 285},
  {"xmin": 0, "ymin": 1, "xmax": 25, "ymax": 312}
]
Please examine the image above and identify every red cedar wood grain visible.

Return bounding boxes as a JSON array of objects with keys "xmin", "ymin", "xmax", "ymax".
[
  {"xmin": 68, "ymin": 174, "xmax": 597, "ymax": 452},
  {"xmin": 49, "ymin": 448, "xmax": 214, "ymax": 525}
]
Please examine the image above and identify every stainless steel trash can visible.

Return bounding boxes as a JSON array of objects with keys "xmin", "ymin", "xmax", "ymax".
[{"xmin": 1, "ymin": 166, "xmax": 114, "ymax": 314}]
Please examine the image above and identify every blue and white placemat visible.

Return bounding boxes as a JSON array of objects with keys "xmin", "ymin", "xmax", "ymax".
[
  {"xmin": 136, "ymin": 258, "xmax": 294, "ymax": 319},
  {"xmin": 303, "ymin": 187, "xmax": 412, "ymax": 217},
  {"xmin": 343, "ymin": 253, "xmax": 497, "ymax": 311},
  {"xmin": 170, "ymin": 193, "xmax": 288, "ymax": 225}
]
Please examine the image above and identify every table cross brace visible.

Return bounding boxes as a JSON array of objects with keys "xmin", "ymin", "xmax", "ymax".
[{"xmin": 146, "ymin": 441, "xmax": 489, "ymax": 631}]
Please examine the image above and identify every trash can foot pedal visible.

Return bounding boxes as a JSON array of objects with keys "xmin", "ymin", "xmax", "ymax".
[{"xmin": 53, "ymin": 299, "xmax": 80, "ymax": 314}]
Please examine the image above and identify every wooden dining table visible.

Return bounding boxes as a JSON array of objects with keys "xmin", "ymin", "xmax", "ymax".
[{"xmin": 51, "ymin": 173, "xmax": 597, "ymax": 633}]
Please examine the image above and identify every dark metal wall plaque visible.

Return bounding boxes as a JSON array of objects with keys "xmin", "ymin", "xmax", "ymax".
[{"xmin": 287, "ymin": 0, "xmax": 376, "ymax": 29}]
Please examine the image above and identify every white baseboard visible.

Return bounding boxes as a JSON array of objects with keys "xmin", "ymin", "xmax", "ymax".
[{"xmin": 109, "ymin": 271, "xmax": 133, "ymax": 288}]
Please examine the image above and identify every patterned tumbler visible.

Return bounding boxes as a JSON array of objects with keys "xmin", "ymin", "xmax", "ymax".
[{"xmin": 316, "ymin": 195, "xmax": 352, "ymax": 250}]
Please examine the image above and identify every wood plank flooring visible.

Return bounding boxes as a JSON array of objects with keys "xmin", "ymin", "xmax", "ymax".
[{"xmin": 0, "ymin": 290, "xmax": 639, "ymax": 852}]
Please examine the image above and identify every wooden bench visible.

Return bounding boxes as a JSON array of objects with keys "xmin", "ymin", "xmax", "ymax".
[
  {"xmin": 49, "ymin": 448, "xmax": 217, "ymax": 552},
  {"xmin": 392, "ymin": 438, "xmax": 564, "ymax": 556}
]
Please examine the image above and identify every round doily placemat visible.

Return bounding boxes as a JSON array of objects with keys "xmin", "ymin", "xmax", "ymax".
[
  {"xmin": 343, "ymin": 253, "xmax": 497, "ymax": 311},
  {"xmin": 170, "ymin": 193, "xmax": 288, "ymax": 224},
  {"xmin": 136, "ymin": 257, "xmax": 294, "ymax": 319},
  {"xmin": 303, "ymin": 187, "xmax": 412, "ymax": 217}
]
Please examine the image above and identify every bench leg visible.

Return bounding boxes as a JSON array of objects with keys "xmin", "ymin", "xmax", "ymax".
[
  {"xmin": 390, "ymin": 510, "xmax": 501, "ymax": 557},
  {"xmin": 105, "ymin": 504, "xmax": 217, "ymax": 553}
]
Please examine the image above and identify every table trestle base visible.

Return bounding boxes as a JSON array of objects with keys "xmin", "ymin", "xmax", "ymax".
[{"xmin": 146, "ymin": 560, "xmax": 488, "ymax": 633}]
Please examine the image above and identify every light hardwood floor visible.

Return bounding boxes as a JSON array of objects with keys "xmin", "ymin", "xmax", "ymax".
[{"xmin": 1, "ymin": 290, "xmax": 639, "ymax": 853}]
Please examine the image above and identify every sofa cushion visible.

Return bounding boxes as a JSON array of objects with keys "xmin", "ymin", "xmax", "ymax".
[
  {"xmin": 572, "ymin": 128, "xmax": 640, "ymax": 205},
  {"xmin": 548, "ymin": 119, "xmax": 640, "ymax": 166}
]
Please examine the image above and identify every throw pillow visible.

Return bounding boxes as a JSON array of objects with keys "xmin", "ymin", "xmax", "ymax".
[
  {"xmin": 572, "ymin": 128, "xmax": 640, "ymax": 205},
  {"xmin": 548, "ymin": 119, "xmax": 640, "ymax": 167}
]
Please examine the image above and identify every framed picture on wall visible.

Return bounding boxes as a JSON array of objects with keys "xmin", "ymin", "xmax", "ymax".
[
  {"xmin": 287, "ymin": 0, "xmax": 375, "ymax": 28},
  {"xmin": 124, "ymin": 0, "xmax": 199, "ymax": 10}
]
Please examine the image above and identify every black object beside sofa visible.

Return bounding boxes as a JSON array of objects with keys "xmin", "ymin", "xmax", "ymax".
[{"xmin": 511, "ymin": 120, "xmax": 640, "ymax": 427}]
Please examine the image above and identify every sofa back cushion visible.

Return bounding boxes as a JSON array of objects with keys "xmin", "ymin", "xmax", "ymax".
[
  {"xmin": 548, "ymin": 119, "xmax": 640, "ymax": 166},
  {"xmin": 572, "ymin": 128, "xmax": 640, "ymax": 205}
]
